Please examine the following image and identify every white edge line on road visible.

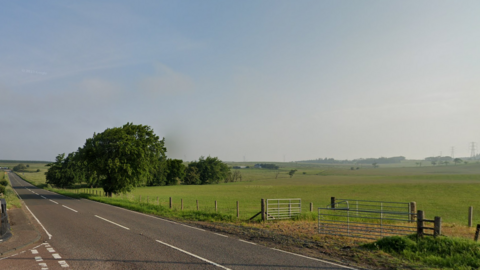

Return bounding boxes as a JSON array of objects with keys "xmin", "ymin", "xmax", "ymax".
[
  {"xmin": 180, "ymin": 224, "xmax": 205, "ymax": 231},
  {"xmin": 24, "ymin": 204, "xmax": 53, "ymax": 240},
  {"xmin": 214, "ymin": 233, "xmax": 228, "ymax": 237},
  {"xmin": 155, "ymin": 240, "xmax": 231, "ymax": 270},
  {"xmin": 95, "ymin": 215, "xmax": 130, "ymax": 230},
  {"xmin": 62, "ymin": 205, "xmax": 78, "ymax": 213},
  {"xmin": 41, "ymin": 196, "xmax": 46, "ymax": 199},
  {"xmin": 270, "ymin": 248, "xmax": 358, "ymax": 270},
  {"xmin": 238, "ymin": 239, "xmax": 256, "ymax": 245},
  {"xmin": 9, "ymin": 178, "xmax": 53, "ymax": 240},
  {"xmin": 49, "ymin": 200, "xmax": 59, "ymax": 204}
]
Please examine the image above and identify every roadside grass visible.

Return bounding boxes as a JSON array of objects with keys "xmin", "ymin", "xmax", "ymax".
[
  {"xmin": 1, "ymin": 171, "xmax": 22, "ymax": 209},
  {"xmin": 364, "ymin": 235, "xmax": 480, "ymax": 269}
]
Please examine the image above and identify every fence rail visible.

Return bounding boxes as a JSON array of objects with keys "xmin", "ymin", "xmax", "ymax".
[
  {"xmin": 318, "ymin": 199, "xmax": 417, "ymax": 240},
  {"xmin": 266, "ymin": 198, "xmax": 301, "ymax": 220}
]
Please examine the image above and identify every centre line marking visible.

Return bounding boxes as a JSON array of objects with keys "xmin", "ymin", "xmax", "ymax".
[
  {"xmin": 214, "ymin": 233, "xmax": 228, "ymax": 238},
  {"xmin": 49, "ymin": 200, "xmax": 59, "ymax": 204},
  {"xmin": 41, "ymin": 196, "xmax": 46, "ymax": 199},
  {"xmin": 62, "ymin": 205, "xmax": 78, "ymax": 213},
  {"xmin": 156, "ymin": 240, "xmax": 231, "ymax": 270},
  {"xmin": 95, "ymin": 215, "xmax": 130, "ymax": 230}
]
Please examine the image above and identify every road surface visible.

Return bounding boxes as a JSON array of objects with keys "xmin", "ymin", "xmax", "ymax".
[{"xmin": 1, "ymin": 172, "xmax": 356, "ymax": 269}]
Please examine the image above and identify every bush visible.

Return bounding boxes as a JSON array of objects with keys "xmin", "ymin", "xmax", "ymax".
[
  {"xmin": 36, "ymin": 169, "xmax": 40, "ymax": 172},
  {"xmin": 0, "ymin": 185, "xmax": 5, "ymax": 195},
  {"xmin": 0, "ymin": 179, "xmax": 8, "ymax": 186}
]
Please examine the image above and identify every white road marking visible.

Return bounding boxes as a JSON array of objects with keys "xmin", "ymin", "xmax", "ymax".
[
  {"xmin": 35, "ymin": 256, "xmax": 43, "ymax": 262},
  {"xmin": 49, "ymin": 200, "xmax": 59, "ymax": 204},
  {"xmin": 180, "ymin": 224, "xmax": 205, "ymax": 231},
  {"xmin": 270, "ymin": 248, "xmax": 359, "ymax": 270},
  {"xmin": 31, "ymin": 249, "xmax": 39, "ymax": 254},
  {"xmin": 10, "ymin": 185, "xmax": 53, "ymax": 239},
  {"xmin": 214, "ymin": 233, "xmax": 228, "ymax": 237},
  {"xmin": 239, "ymin": 239, "xmax": 256, "ymax": 245},
  {"xmin": 156, "ymin": 240, "xmax": 231, "ymax": 270},
  {"xmin": 95, "ymin": 215, "xmax": 130, "ymax": 230},
  {"xmin": 41, "ymin": 196, "xmax": 47, "ymax": 199},
  {"xmin": 58, "ymin": 260, "xmax": 69, "ymax": 267},
  {"xmin": 52, "ymin": 253, "xmax": 62, "ymax": 259},
  {"xmin": 47, "ymin": 248, "xmax": 55, "ymax": 253},
  {"xmin": 39, "ymin": 263, "xmax": 47, "ymax": 267},
  {"xmin": 62, "ymin": 205, "xmax": 78, "ymax": 213}
]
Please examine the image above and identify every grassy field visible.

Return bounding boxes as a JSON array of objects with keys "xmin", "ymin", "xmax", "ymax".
[
  {"xmin": 1, "ymin": 171, "xmax": 22, "ymax": 209},
  {"xmin": 3, "ymin": 161, "xmax": 480, "ymax": 226}
]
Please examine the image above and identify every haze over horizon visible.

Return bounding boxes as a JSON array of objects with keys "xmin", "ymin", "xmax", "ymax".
[{"xmin": 1, "ymin": 1, "xmax": 480, "ymax": 162}]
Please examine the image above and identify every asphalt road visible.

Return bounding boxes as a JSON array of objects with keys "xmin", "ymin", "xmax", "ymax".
[{"xmin": 1, "ymin": 172, "xmax": 356, "ymax": 270}]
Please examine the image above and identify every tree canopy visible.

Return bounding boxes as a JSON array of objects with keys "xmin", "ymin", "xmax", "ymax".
[{"xmin": 185, "ymin": 156, "xmax": 230, "ymax": 185}]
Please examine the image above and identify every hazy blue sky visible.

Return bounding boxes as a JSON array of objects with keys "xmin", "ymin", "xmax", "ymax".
[{"xmin": 1, "ymin": 1, "xmax": 480, "ymax": 162}]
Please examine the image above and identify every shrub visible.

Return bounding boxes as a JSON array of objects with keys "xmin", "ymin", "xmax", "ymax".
[
  {"xmin": 0, "ymin": 185, "xmax": 5, "ymax": 195},
  {"xmin": 36, "ymin": 169, "xmax": 40, "ymax": 172},
  {"xmin": 0, "ymin": 179, "xmax": 8, "ymax": 186}
]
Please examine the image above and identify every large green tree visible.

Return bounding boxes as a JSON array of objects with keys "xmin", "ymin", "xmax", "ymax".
[
  {"xmin": 185, "ymin": 156, "xmax": 230, "ymax": 185},
  {"xmin": 81, "ymin": 123, "xmax": 166, "ymax": 196},
  {"xmin": 165, "ymin": 159, "xmax": 185, "ymax": 185}
]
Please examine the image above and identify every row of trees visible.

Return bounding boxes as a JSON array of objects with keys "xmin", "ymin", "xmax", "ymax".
[
  {"xmin": 301, "ymin": 156, "xmax": 406, "ymax": 164},
  {"xmin": 45, "ymin": 123, "xmax": 233, "ymax": 196}
]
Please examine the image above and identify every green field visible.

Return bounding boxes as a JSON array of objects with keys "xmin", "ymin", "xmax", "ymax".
[{"xmin": 3, "ymin": 161, "xmax": 480, "ymax": 225}]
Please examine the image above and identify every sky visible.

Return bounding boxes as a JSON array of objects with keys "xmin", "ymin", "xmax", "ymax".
[{"xmin": 1, "ymin": 1, "xmax": 480, "ymax": 162}]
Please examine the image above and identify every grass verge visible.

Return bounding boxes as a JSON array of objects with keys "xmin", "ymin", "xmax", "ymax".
[
  {"xmin": 364, "ymin": 235, "xmax": 480, "ymax": 269},
  {"xmin": 1, "ymin": 172, "xmax": 21, "ymax": 209}
]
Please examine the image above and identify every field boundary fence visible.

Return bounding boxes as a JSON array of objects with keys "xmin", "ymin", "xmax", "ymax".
[{"xmin": 318, "ymin": 198, "xmax": 417, "ymax": 240}]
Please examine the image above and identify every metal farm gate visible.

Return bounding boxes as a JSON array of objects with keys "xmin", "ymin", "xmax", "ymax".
[
  {"xmin": 318, "ymin": 199, "xmax": 416, "ymax": 240},
  {"xmin": 266, "ymin": 198, "xmax": 301, "ymax": 220}
]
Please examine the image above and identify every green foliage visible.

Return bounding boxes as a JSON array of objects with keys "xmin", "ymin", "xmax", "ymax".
[
  {"xmin": 225, "ymin": 170, "xmax": 242, "ymax": 183},
  {"xmin": 364, "ymin": 235, "xmax": 480, "ymax": 269},
  {"xmin": 45, "ymin": 153, "xmax": 85, "ymax": 188},
  {"xmin": 81, "ymin": 123, "xmax": 166, "ymax": 195},
  {"xmin": 0, "ymin": 184, "xmax": 5, "ymax": 194},
  {"xmin": 255, "ymin": 163, "xmax": 279, "ymax": 169},
  {"xmin": 0, "ymin": 179, "xmax": 8, "ymax": 186},
  {"xmin": 186, "ymin": 156, "xmax": 230, "ymax": 185},
  {"xmin": 13, "ymin": 163, "xmax": 27, "ymax": 172},
  {"xmin": 165, "ymin": 159, "xmax": 185, "ymax": 185},
  {"xmin": 183, "ymin": 166, "xmax": 200, "ymax": 185},
  {"xmin": 36, "ymin": 169, "xmax": 40, "ymax": 172},
  {"xmin": 288, "ymin": 169, "xmax": 297, "ymax": 178}
]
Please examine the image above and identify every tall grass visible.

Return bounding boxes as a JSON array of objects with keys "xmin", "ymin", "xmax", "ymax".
[{"xmin": 364, "ymin": 235, "xmax": 480, "ymax": 269}]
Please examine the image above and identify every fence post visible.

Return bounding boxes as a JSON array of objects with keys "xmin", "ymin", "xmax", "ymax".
[
  {"xmin": 474, "ymin": 224, "xmax": 480, "ymax": 242},
  {"xmin": 331, "ymin": 197, "xmax": 336, "ymax": 209},
  {"xmin": 469, "ymin": 206, "xmax": 473, "ymax": 227},
  {"xmin": 434, "ymin": 216, "xmax": 442, "ymax": 237},
  {"xmin": 237, "ymin": 201, "xmax": 239, "ymax": 218},
  {"xmin": 417, "ymin": 210, "xmax": 424, "ymax": 237},
  {"xmin": 181, "ymin": 199, "xmax": 183, "ymax": 210},
  {"xmin": 196, "ymin": 200, "xmax": 199, "ymax": 211},
  {"xmin": 410, "ymin": 202, "xmax": 416, "ymax": 222},
  {"xmin": 169, "ymin": 197, "xmax": 172, "ymax": 209},
  {"xmin": 310, "ymin": 202, "xmax": 313, "ymax": 212},
  {"xmin": 261, "ymin": 198, "xmax": 265, "ymax": 222},
  {"xmin": 215, "ymin": 201, "xmax": 217, "ymax": 212}
]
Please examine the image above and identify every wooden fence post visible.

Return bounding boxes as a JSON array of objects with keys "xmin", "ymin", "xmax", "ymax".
[
  {"xmin": 331, "ymin": 197, "xmax": 336, "ymax": 209},
  {"xmin": 181, "ymin": 199, "xmax": 183, "ymax": 211},
  {"xmin": 169, "ymin": 197, "xmax": 172, "ymax": 209},
  {"xmin": 196, "ymin": 200, "xmax": 199, "ymax": 211},
  {"xmin": 410, "ymin": 202, "xmax": 417, "ymax": 222},
  {"xmin": 469, "ymin": 206, "xmax": 473, "ymax": 227},
  {"xmin": 215, "ymin": 201, "xmax": 217, "ymax": 212},
  {"xmin": 261, "ymin": 198, "xmax": 265, "ymax": 222},
  {"xmin": 237, "ymin": 201, "xmax": 239, "ymax": 218},
  {"xmin": 474, "ymin": 224, "xmax": 480, "ymax": 242},
  {"xmin": 434, "ymin": 216, "xmax": 442, "ymax": 237},
  {"xmin": 310, "ymin": 202, "xmax": 313, "ymax": 212},
  {"xmin": 417, "ymin": 210, "xmax": 424, "ymax": 237}
]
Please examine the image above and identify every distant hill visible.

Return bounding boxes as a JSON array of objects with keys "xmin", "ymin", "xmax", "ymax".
[
  {"xmin": 298, "ymin": 156, "xmax": 406, "ymax": 164},
  {"xmin": 0, "ymin": 160, "xmax": 51, "ymax": 163}
]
